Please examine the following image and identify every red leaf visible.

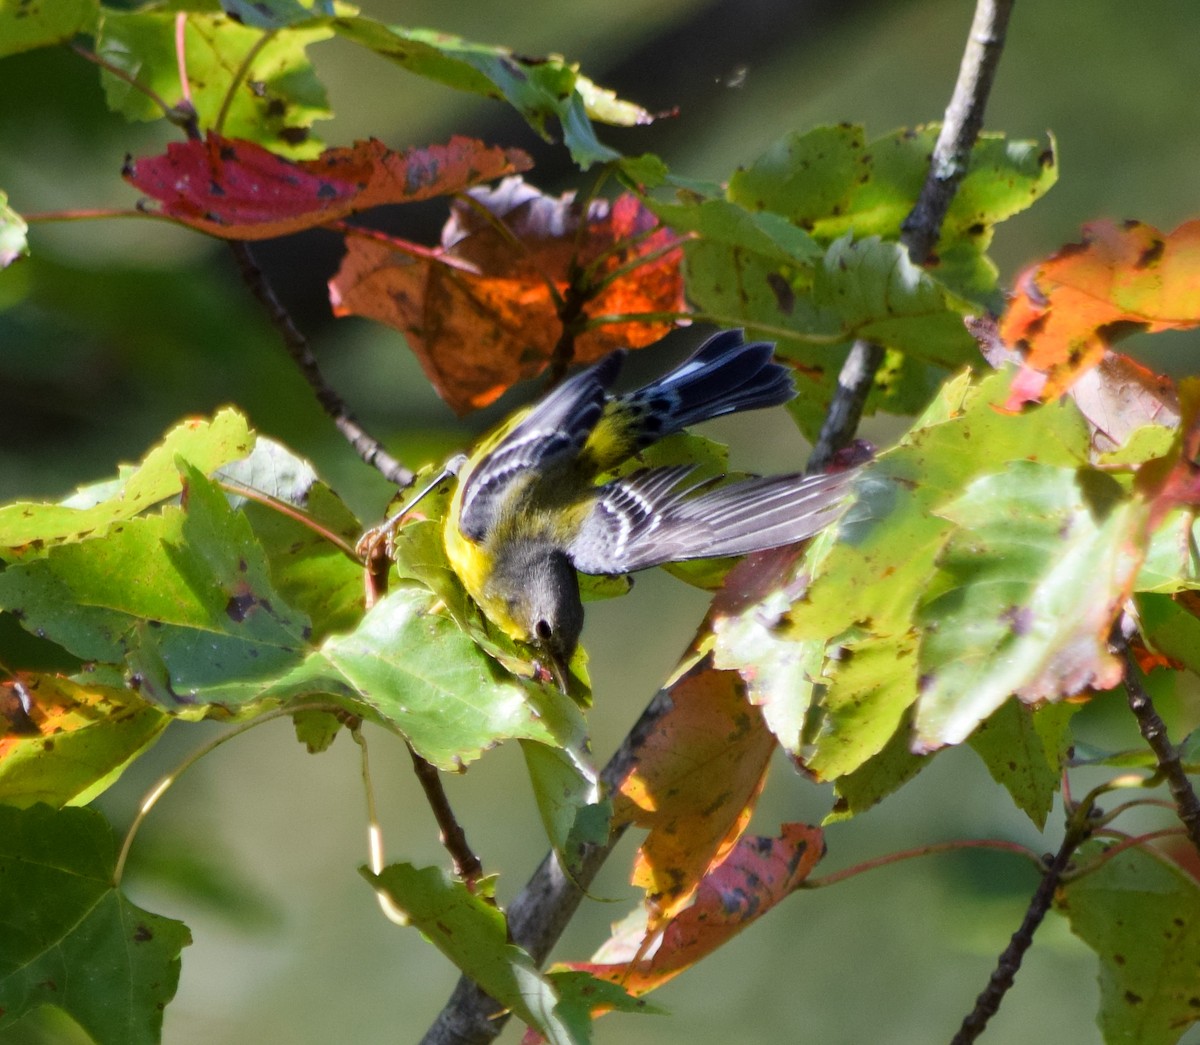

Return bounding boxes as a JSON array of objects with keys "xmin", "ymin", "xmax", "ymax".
[
  {"xmin": 328, "ymin": 178, "xmax": 686, "ymax": 413},
  {"xmin": 610, "ymin": 667, "xmax": 777, "ymax": 927},
  {"xmin": 123, "ymin": 134, "xmax": 531, "ymax": 240},
  {"xmin": 561, "ymin": 824, "xmax": 824, "ymax": 997},
  {"xmin": 999, "ymin": 219, "xmax": 1200, "ymax": 410}
]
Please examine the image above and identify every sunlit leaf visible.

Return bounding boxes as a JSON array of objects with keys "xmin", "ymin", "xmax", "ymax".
[
  {"xmin": 330, "ymin": 180, "xmax": 685, "ymax": 412},
  {"xmin": 0, "ymin": 189, "xmax": 28, "ymax": 267},
  {"xmin": 97, "ymin": 10, "xmax": 332, "ymax": 156},
  {"xmin": 1000, "ymin": 219, "xmax": 1200, "ymax": 409},
  {"xmin": 612, "ymin": 668, "xmax": 776, "ymax": 924},
  {"xmin": 0, "ymin": 0, "xmax": 94, "ymax": 58},
  {"xmin": 0, "ymin": 674, "xmax": 168, "ymax": 807},
  {"xmin": 562, "ymin": 825, "xmax": 823, "ymax": 996},
  {"xmin": 0, "ymin": 804, "xmax": 190, "ymax": 1045}
]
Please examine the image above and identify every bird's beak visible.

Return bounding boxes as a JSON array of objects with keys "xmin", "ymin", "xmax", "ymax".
[{"xmin": 545, "ymin": 651, "xmax": 571, "ymax": 696}]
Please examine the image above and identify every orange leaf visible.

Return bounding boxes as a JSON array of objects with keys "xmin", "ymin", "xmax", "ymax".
[
  {"xmin": 561, "ymin": 824, "xmax": 824, "ymax": 997},
  {"xmin": 611, "ymin": 667, "xmax": 777, "ymax": 926},
  {"xmin": 1000, "ymin": 219, "xmax": 1200, "ymax": 409},
  {"xmin": 328, "ymin": 179, "xmax": 686, "ymax": 412},
  {"xmin": 123, "ymin": 134, "xmax": 531, "ymax": 240}
]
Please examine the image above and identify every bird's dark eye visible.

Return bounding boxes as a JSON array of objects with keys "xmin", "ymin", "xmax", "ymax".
[{"xmin": 535, "ymin": 619, "xmax": 553, "ymax": 642}]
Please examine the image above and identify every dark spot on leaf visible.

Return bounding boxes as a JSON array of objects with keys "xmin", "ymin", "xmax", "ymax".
[
  {"xmin": 208, "ymin": 179, "xmax": 225, "ymax": 198},
  {"xmin": 316, "ymin": 181, "xmax": 339, "ymax": 200},
  {"xmin": 1097, "ymin": 319, "xmax": 1147, "ymax": 345},
  {"xmin": 917, "ymin": 673, "xmax": 935, "ymax": 694},
  {"xmin": 1136, "ymin": 237, "xmax": 1165, "ymax": 268},
  {"xmin": 134, "ymin": 924, "xmax": 153, "ymax": 943},
  {"xmin": 1057, "ymin": 240, "xmax": 1088, "ymax": 260},
  {"xmin": 238, "ymin": 558, "xmax": 249, "ymax": 573},
  {"xmin": 766, "ymin": 272, "xmax": 794, "ymax": 314},
  {"xmin": 42, "ymin": 738, "xmax": 54, "ymax": 751},
  {"xmin": 967, "ymin": 222, "xmax": 986, "ymax": 237},
  {"xmin": 1124, "ymin": 991, "xmax": 1143, "ymax": 1005},
  {"xmin": 1113, "ymin": 953, "xmax": 1125, "ymax": 965},
  {"xmin": 279, "ymin": 127, "xmax": 309, "ymax": 146},
  {"xmin": 219, "ymin": 144, "xmax": 236, "ymax": 162},
  {"xmin": 37, "ymin": 979, "xmax": 57, "ymax": 992},
  {"xmin": 266, "ymin": 98, "xmax": 286, "ymax": 118},
  {"xmin": 1001, "ymin": 605, "xmax": 1033, "ymax": 636},
  {"xmin": 226, "ymin": 593, "xmax": 257, "ymax": 623}
]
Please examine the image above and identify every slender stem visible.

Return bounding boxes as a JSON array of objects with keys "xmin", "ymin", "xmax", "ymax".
[
  {"xmin": 1065, "ymin": 827, "xmax": 1188, "ymax": 880},
  {"xmin": 951, "ymin": 799, "xmax": 1094, "ymax": 1045},
  {"xmin": 226, "ymin": 240, "xmax": 414, "ymax": 488},
  {"xmin": 407, "ymin": 744, "xmax": 486, "ymax": 890},
  {"xmin": 808, "ymin": 0, "xmax": 1016, "ymax": 472},
  {"xmin": 68, "ymin": 42, "xmax": 175, "ymax": 118},
  {"xmin": 1117, "ymin": 637, "xmax": 1200, "ymax": 854},
  {"xmin": 114, "ymin": 703, "xmax": 335, "ymax": 886},
  {"xmin": 215, "ymin": 478, "xmax": 359, "ymax": 559},
  {"xmin": 174, "ymin": 14, "xmax": 193, "ymax": 110},
  {"xmin": 801, "ymin": 838, "xmax": 1042, "ymax": 890}
]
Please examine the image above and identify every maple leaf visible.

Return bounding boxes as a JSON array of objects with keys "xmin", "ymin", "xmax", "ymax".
[
  {"xmin": 1000, "ymin": 219, "xmax": 1200, "ymax": 410},
  {"xmin": 328, "ymin": 177, "xmax": 686, "ymax": 413},
  {"xmin": 123, "ymin": 133, "xmax": 531, "ymax": 240}
]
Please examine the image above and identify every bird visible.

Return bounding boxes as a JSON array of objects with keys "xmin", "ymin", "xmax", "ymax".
[{"xmin": 439, "ymin": 329, "xmax": 857, "ymax": 692}]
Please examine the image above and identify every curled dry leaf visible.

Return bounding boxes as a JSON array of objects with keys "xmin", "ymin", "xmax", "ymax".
[
  {"xmin": 328, "ymin": 177, "xmax": 686, "ymax": 413},
  {"xmin": 123, "ymin": 133, "xmax": 531, "ymax": 240}
]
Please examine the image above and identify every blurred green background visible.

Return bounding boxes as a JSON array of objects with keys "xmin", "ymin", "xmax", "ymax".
[{"xmin": 3, "ymin": 0, "xmax": 1200, "ymax": 1042}]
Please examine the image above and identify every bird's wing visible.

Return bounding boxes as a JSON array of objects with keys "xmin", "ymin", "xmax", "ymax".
[
  {"xmin": 568, "ymin": 467, "xmax": 855, "ymax": 575},
  {"xmin": 457, "ymin": 351, "xmax": 625, "ymax": 541}
]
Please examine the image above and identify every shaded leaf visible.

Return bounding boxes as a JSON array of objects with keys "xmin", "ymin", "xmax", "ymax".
[
  {"xmin": 968, "ymin": 699, "xmax": 1077, "ymax": 829},
  {"xmin": 611, "ymin": 668, "xmax": 776, "ymax": 925},
  {"xmin": 0, "ymin": 674, "xmax": 168, "ymax": 807},
  {"xmin": 125, "ymin": 134, "xmax": 531, "ymax": 240},
  {"xmin": 827, "ymin": 709, "xmax": 928, "ymax": 822},
  {"xmin": 267, "ymin": 584, "xmax": 587, "ymax": 770},
  {"xmin": 0, "ymin": 0, "xmax": 94, "ymax": 58},
  {"xmin": 0, "ymin": 408, "xmax": 254, "ymax": 558},
  {"xmin": 97, "ymin": 10, "xmax": 332, "ymax": 156},
  {"xmin": 1056, "ymin": 842, "xmax": 1200, "ymax": 1045},
  {"xmin": 330, "ymin": 180, "xmax": 685, "ymax": 412},
  {"xmin": 1000, "ymin": 219, "xmax": 1200, "ymax": 409},
  {"xmin": 562, "ymin": 825, "xmax": 823, "ymax": 996},
  {"xmin": 332, "ymin": 18, "xmax": 652, "ymax": 167},
  {"xmin": 0, "ymin": 804, "xmax": 190, "ymax": 1045},
  {"xmin": 521, "ymin": 740, "xmax": 609, "ymax": 879},
  {"xmin": 364, "ymin": 863, "xmax": 586, "ymax": 1044}
]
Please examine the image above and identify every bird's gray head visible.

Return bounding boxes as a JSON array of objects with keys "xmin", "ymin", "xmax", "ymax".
[{"xmin": 483, "ymin": 540, "xmax": 584, "ymax": 692}]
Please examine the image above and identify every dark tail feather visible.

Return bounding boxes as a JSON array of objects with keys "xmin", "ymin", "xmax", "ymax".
[{"xmin": 621, "ymin": 330, "xmax": 794, "ymax": 446}]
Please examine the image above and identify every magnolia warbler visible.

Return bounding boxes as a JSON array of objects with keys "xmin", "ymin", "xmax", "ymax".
[{"xmin": 436, "ymin": 329, "xmax": 855, "ymax": 691}]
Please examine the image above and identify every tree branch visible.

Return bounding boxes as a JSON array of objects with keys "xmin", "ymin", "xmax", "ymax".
[
  {"xmin": 950, "ymin": 801, "xmax": 1093, "ymax": 1045},
  {"xmin": 408, "ymin": 744, "xmax": 486, "ymax": 888},
  {"xmin": 808, "ymin": 0, "xmax": 1015, "ymax": 472},
  {"xmin": 227, "ymin": 241, "xmax": 414, "ymax": 488},
  {"xmin": 423, "ymin": 1, "xmax": 1019, "ymax": 1040},
  {"xmin": 1117, "ymin": 636, "xmax": 1200, "ymax": 854}
]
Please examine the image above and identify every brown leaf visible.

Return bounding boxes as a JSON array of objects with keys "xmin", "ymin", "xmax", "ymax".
[
  {"xmin": 610, "ymin": 667, "xmax": 777, "ymax": 926},
  {"xmin": 328, "ymin": 178, "xmax": 686, "ymax": 412}
]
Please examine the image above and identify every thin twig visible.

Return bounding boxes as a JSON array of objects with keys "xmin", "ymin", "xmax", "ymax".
[
  {"xmin": 226, "ymin": 241, "xmax": 414, "ymax": 488},
  {"xmin": 1117, "ymin": 637, "xmax": 1200, "ymax": 854},
  {"xmin": 950, "ymin": 801, "xmax": 1094, "ymax": 1045},
  {"xmin": 808, "ymin": 0, "xmax": 1015, "ymax": 472},
  {"xmin": 408, "ymin": 744, "xmax": 486, "ymax": 889}
]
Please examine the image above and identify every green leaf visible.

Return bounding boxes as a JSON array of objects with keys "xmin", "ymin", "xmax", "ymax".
[
  {"xmin": 269, "ymin": 584, "xmax": 587, "ymax": 770},
  {"xmin": 0, "ymin": 189, "xmax": 28, "ymax": 267},
  {"xmin": 291, "ymin": 708, "xmax": 344, "ymax": 753},
  {"xmin": 0, "ymin": 0, "xmax": 95, "ymax": 58},
  {"xmin": 544, "ymin": 969, "xmax": 661, "ymax": 1033},
  {"xmin": 1056, "ymin": 842, "xmax": 1200, "ymax": 1045},
  {"xmin": 97, "ymin": 11, "xmax": 332, "ymax": 156},
  {"xmin": 1137, "ymin": 593, "xmax": 1200, "ymax": 677},
  {"xmin": 365, "ymin": 862, "xmax": 586, "ymax": 1044},
  {"xmin": 968, "ymin": 700, "xmax": 1077, "ymax": 829},
  {"xmin": 331, "ymin": 17, "xmax": 646, "ymax": 168},
  {"xmin": 220, "ymin": 0, "xmax": 328, "ymax": 30},
  {"xmin": 914, "ymin": 462, "xmax": 1142, "ymax": 750},
  {"xmin": 826, "ymin": 709, "xmax": 927, "ymax": 822},
  {"xmin": 0, "ymin": 804, "xmax": 190, "ymax": 1045},
  {"xmin": 0, "ymin": 465, "xmax": 312, "ymax": 709},
  {"xmin": 0, "ymin": 675, "xmax": 168, "ymax": 808},
  {"xmin": 520, "ymin": 740, "xmax": 609, "ymax": 878},
  {"xmin": 0, "ymin": 408, "xmax": 255, "ymax": 557},
  {"xmin": 807, "ymin": 632, "xmax": 920, "ymax": 781},
  {"xmin": 727, "ymin": 124, "xmax": 1056, "ymax": 255}
]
